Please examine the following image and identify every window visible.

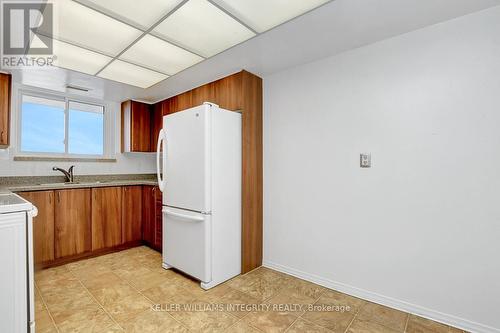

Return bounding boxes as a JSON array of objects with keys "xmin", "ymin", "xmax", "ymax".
[{"xmin": 20, "ymin": 93, "xmax": 105, "ymax": 156}]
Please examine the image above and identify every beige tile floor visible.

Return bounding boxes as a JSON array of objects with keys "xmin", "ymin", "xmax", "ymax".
[{"xmin": 35, "ymin": 246, "xmax": 468, "ymax": 333}]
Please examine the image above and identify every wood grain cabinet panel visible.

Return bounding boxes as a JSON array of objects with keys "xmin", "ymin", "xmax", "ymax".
[
  {"xmin": 122, "ymin": 100, "xmax": 151, "ymax": 152},
  {"xmin": 176, "ymin": 91, "xmax": 193, "ymax": 112},
  {"xmin": 54, "ymin": 189, "xmax": 91, "ymax": 258},
  {"xmin": 192, "ymin": 82, "xmax": 215, "ymax": 106},
  {"xmin": 213, "ymin": 73, "xmax": 243, "ymax": 111},
  {"xmin": 122, "ymin": 186, "xmax": 142, "ymax": 243},
  {"xmin": 91, "ymin": 187, "xmax": 122, "ymax": 250},
  {"xmin": 142, "ymin": 185, "xmax": 162, "ymax": 251},
  {"xmin": 154, "ymin": 188, "xmax": 163, "ymax": 251},
  {"xmin": 150, "ymin": 102, "xmax": 163, "ymax": 152},
  {"xmin": 142, "ymin": 185, "xmax": 156, "ymax": 246},
  {"xmin": 17, "ymin": 191, "xmax": 55, "ymax": 265},
  {"xmin": 0, "ymin": 73, "xmax": 12, "ymax": 147}
]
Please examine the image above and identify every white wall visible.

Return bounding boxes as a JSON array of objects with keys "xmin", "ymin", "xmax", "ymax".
[
  {"xmin": 0, "ymin": 90, "xmax": 156, "ymax": 176},
  {"xmin": 264, "ymin": 6, "xmax": 500, "ymax": 333}
]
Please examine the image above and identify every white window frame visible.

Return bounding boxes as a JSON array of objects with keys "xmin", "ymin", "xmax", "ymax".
[{"xmin": 14, "ymin": 85, "xmax": 115, "ymax": 160}]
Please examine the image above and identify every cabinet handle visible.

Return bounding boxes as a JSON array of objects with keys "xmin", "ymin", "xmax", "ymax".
[
  {"xmin": 57, "ymin": 192, "xmax": 60, "ymax": 203},
  {"xmin": 49, "ymin": 193, "xmax": 52, "ymax": 205},
  {"xmin": 0, "ymin": 131, "xmax": 3, "ymax": 141}
]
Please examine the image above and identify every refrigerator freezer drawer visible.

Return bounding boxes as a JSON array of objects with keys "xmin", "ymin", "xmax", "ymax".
[{"xmin": 163, "ymin": 207, "xmax": 212, "ymax": 283}]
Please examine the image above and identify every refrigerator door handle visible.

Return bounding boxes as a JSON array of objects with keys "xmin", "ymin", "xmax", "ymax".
[
  {"xmin": 163, "ymin": 208, "xmax": 205, "ymax": 222},
  {"xmin": 156, "ymin": 129, "xmax": 166, "ymax": 192}
]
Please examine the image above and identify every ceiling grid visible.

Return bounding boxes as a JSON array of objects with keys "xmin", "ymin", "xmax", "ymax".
[{"xmin": 39, "ymin": 0, "xmax": 331, "ymax": 88}]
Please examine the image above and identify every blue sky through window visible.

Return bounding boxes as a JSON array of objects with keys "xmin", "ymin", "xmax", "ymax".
[
  {"xmin": 21, "ymin": 95, "xmax": 104, "ymax": 155},
  {"xmin": 69, "ymin": 109, "xmax": 104, "ymax": 155},
  {"xmin": 21, "ymin": 102, "xmax": 65, "ymax": 153}
]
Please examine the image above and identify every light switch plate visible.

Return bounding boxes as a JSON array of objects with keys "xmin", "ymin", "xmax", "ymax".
[{"xmin": 360, "ymin": 153, "xmax": 371, "ymax": 168}]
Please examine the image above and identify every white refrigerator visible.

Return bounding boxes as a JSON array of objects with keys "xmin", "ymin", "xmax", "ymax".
[{"xmin": 156, "ymin": 103, "xmax": 241, "ymax": 289}]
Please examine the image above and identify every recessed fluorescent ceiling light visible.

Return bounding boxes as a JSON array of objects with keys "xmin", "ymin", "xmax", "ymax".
[
  {"xmin": 39, "ymin": 0, "xmax": 142, "ymax": 56},
  {"xmin": 211, "ymin": 0, "xmax": 331, "ymax": 33},
  {"xmin": 98, "ymin": 60, "xmax": 168, "ymax": 88},
  {"xmin": 153, "ymin": 0, "xmax": 255, "ymax": 57},
  {"xmin": 120, "ymin": 34, "xmax": 203, "ymax": 75},
  {"xmin": 51, "ymin": 39, "xmax": 112, "ymax": 76},
  {"xmin": 79, "ymin": 0, "xmax": 183, "ymax": 29}
]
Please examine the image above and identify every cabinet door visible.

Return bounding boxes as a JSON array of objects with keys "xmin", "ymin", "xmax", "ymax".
[
  {"xmin": 54, "ymin": 189, "xmax": 91, "ymax": 258},
  {"xmin": 122, "ymin": 100, "xmax": 151, "ymax": 152},
  {"xmin": 154, "ymin": 187, "xmax": 163, "ymax": 251},
  {"xmin": 213, "ymin": 73, "xmax": 242, "ymax": 111},
  {"xmin": 131, "ymin": 101, "xmax": 151, "ymax": 152},
  {"xmin": 192, "ymin": 83, "xmax": 215, "ymax": 106},
  {"xmin": 150, "ymin": 103, "xmax": 163, "ymax": 152},
  {"xmin": 92, "ymin": 187, "xmax": 122, "ymax": 250},
  {"xmin": 163, "ymin": 97, "xmax": 178, "ymax": 115},
  {"xmin": 142, "ymin": 186, "xmax": 156, "ymax": 246},
  {"xmin": 176, "ymin": 91, "xmax": 193, "ymax": 112},
  {"xmin": 17, "ymin": 191, "xmax": 55, "ymax": 264},
  {"xmin": 0, "ymin": 73, "xmax": 11, "ymax": 146},
  {"xmin": 122, "ymin": 186, "xmax": 142, "ymax": 243}
]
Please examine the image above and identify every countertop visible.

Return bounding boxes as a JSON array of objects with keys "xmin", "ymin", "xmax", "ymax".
[{"xmin": 0, "ymin": 174, "xmax": 158, "ymax": 194}]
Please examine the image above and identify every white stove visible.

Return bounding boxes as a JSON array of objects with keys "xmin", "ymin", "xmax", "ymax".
[{"xmin": 0, "ymin": 193, "xmax": 37, "ymax": 333}]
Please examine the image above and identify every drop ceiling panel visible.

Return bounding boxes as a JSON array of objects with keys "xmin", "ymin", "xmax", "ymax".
[
  {"xmin": 153, "ymin": 0, "xmax": 256, "ymax": 57},
  {"xmin": 79, "ymin": 0, "xmax": 183, "ymax": 29},
  {"xmin": 51, "ymin": 39, "xmax": 113, "ymax": 76},
  {"xmin": 40, "ymin": 0, "xmax": 142, "ymax": 56},
  {"xmin": 120, "ymin": 34, "xmax": 204, "ymax": 75},
  {"xmin": 97, "ymin": 60, "xmax": 168, "ymax": 88},
  {"xmin": 211, "ymin": 0, "xmax": 331, "ymax": 33}
]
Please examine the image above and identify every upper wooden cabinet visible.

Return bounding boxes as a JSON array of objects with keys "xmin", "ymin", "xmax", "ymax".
[
  {"xmin": 54, "ymin": 189, "xmax": 92, "ymax": 258},
  {"xmin": 18, "ymin": 191, "xmax": 55, "ymax": 265},
  {"xmin": 151, "ymin": 103, "xmax": 163, "ymax": 151},
  {"xmin": 192, "ymin": 82, "xmax": 215, "ymax": 107},
  {"xmin": 0, "ymin": 73, "xmax": 12, "ymax": 147},
  {"xmin": 121, "ymin": 100, "xmax": 151, "ymax": 152},
  {"xmin": 91, "ymin": 187, "xmax": 122, "ymax": 251},
  {"xmin": 122, "ymin": 186, "xmax": 142, "ymax": 244}
]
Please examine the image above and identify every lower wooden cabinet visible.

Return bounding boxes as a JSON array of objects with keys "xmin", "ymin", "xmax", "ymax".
[
  {"xmin": 54, "ymin": 189, "xmax": 92, "ymax": 258},
  {"xmin": 122, "ymin": 186, "xmax": 142, "ymax": 243},
  {"xmin": 142, "ymin": 186, "xmax": 155, "ymax": 246},
  {"xmin": 142, "ymin": 185, "xmax": 162, "ymax": 251},
  {"xmin": 92, "ymin": 187, "xmax": 122, "ymax": 250},
  {"xmin": 18, "ymin": 184, "xmax": 160, "ymax": 267},
  {"xmin": 18, "ymin": 190, "xmax": 54, "ymax": 265}
]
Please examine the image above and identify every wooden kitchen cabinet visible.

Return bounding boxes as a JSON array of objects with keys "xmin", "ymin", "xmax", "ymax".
[
  {"xmin": 91, "ymin": 187, "xmax": 122, "ymax": 251},
  {"xmin": 122, "ymin": 186, "xmax": 142, "ymax": 244},
  {"xmin": 0, "ymin": 72, "xmax": 12, "ymax": 147},
  {"xmin": 213, "ymin": 74, "xmax": 242, "ymax": 110},
  {"xmin": 142, "ymin": 185, "xmax": 162, "ymax": 251},
  {"xmin": 122, "ymin": 100, "xmax": 151, "ymax": 152},
  {"xmin": 192, "ymin": 82, "xmax": 215, "ymax": 106},
  {"xmin": 176, "ymin": 91, "xmax": 193, "ymax": 113},
  {"xmin": 54, "ymin": 189, "xmax": 91, "ymax": 258},
  {"xmin": 17, "ymin": 190, "xmax": 55, "ymax": 265},
  {"xmin": 150, "ymin": 102, "xmax": 163, "ymax": 152},
  {"xmin": 142, "ymin": 185, "xmax": 155, "ymax": 247}
]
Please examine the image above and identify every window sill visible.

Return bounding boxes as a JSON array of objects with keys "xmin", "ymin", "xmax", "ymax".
[{"xmin": 14, "ymin": 156, "xmax": 117, "ymax": 163}]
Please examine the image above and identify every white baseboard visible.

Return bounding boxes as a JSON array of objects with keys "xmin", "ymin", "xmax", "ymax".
[{"xmin": 263, "ymin": 260, "xmax": 499, "ymax": 333}]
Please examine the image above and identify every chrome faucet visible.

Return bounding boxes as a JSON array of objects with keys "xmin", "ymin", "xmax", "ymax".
[{"xmin": 52, "ymin": 166, "xmax": 75, "ymax": 183}]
